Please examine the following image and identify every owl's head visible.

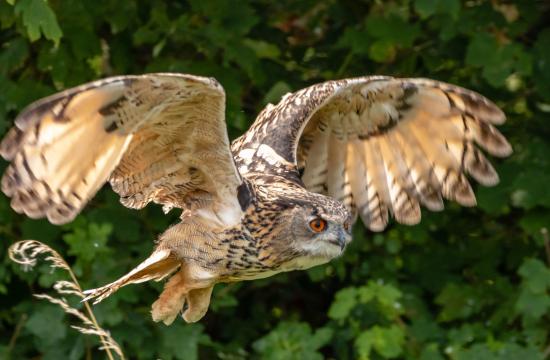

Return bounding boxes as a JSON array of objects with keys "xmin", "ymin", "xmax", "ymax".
[{"xmin": 273, "ymin": 191, "xmax": 353, "ymax": 268}]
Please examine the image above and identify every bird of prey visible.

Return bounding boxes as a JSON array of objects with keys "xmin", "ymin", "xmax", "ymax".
[{"xmin": 0, "ymin": 73, "xmax": 512, "ymax": 324}]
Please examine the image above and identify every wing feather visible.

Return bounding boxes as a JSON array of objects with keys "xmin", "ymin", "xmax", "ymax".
[
  {"xmin": 377, "ymin": 133, "xmax": 421, "ymax": 226},
  {"xmin": 346, "ymin": 140, "xmax": 366, "ymax": 221},
  {"xmin": 327, "ymin": 132, "xmax": 348, "ymax": 204},
  {"xmin": 362, "ymin": 138, "xmax": 390, "ymax": 231},
  {"xmin": 1, "ymin": 73, "xmax": 242, "ymax": 226},
  {"xmin": 239, "ymin": 76, "xmax": 512, "ymax": 231},
  {"xmin": 300, "ymin": 128, "xmax": 329, "ymax": 194},
  {"xmin": 391, "ymin": 121, "xmax": 444, "ymax": 212}
]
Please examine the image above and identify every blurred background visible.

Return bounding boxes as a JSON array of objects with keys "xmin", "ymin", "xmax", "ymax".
[{"xmin": 0, "ymin": 0, "xmax": 549, "ymax": 359}]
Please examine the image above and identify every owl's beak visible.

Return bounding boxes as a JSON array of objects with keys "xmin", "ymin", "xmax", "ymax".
[
  {"xmin": 337, "ymin": 229, "xmax": 351, "ymax": 251},
  {"xmin": 326, "ymin": 228, "xmax": 351, "ymax": 252}
]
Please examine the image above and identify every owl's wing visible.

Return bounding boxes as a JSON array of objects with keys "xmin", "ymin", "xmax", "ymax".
[
  {"xmin": 236, "ymin": 77, "xmax": 511, "ymax": 231},
  {"xmin": 1, "ymin": 73, "xmax": 242, "ymax": 226}
]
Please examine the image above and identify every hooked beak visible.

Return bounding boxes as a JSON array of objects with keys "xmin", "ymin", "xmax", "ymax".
[{"xmin": 337, "ymin": 229, "xmax": 351, "ymax": 251}]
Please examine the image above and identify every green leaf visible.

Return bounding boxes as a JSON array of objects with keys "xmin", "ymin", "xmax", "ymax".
[
  {"xmin": 436, "ymin": 283, "xmax": 482, "ymax": 322},
  {"xmin": 419, "ymin": 343, "xmax": 445, "ymax": 360},
  {"xmin": 365, "ymin": 15, "xmax": 421, "ymax": 48},
  {"xmin": 337, "ymin": 28, "xmax": 371, "ymax": 55},
  {"xmin": 366, "ymin": 281, "xmax": 403, "ymax": 319},
  {"xmin": 188, "ymin": 0, "xmax": 258, "ymax": 36},
  {"xmin": 512, "ymin": 171, "xmax": 550, "ymax": 209},
  {"xmin": 355, "ymin": 330, "xmax": 373, "ymax": 359},
  {"xmin": 369, "ymin": 40, "xmax": 396, "ymax": 63},
  {"xmin": 516, "ymin": 290, "xmax": 550, "ymax": 319},
  {"xmin": 63, "ymin": 221, "xmax": 113, "ymax": 263},
  {"xmin": 414, "ymin": 0, "xmax": 439, "ymax": 18},
  {"xmin": 455, "ymin": 342, "xmax": 543, "ymax": 360},
  {"xmin": 263, "ymin": 81, "xmax": 292, "ymax": 105},
  {"xmin": 415, "ymin": 0, "xmax": 461, "ymax": 19},
  {"xmin": 465, "ymin": 33, "xmax": 499, "ymax": 67},
  {"xmin": 518, "ymin": 259, "xmax": 550, "ymax": 294},
  {"xmin": 244, "ymin": 39, "xmax": 281, "ymax": 59},
  {"xmin": 476, "ymin": 162, "xmax": 517, "ymax": 214},
  {"xmin": 328, "ymin": 287, "xmax": 358, "ymax": 320},
  {"xmin": 253, "ymin": 322, "xmax": 332, "ymax": 360},
  {"xmin": 466, "ymin": 32, "xmax": 532, "ymax": 87},
  {"xmin": 14, "ymin": 0, "xmax": 62, "ymax": 45},
  {"xmin": 516, "ymin": 259, "xmax": 550, "ymax": 318},
  {"xmin": 356, "ymin": 325, "xmax": 405, "ymax": 359},
  {"xmin": 519, "ymin": 211, "xmax": 550, "ymax": 245},
  {"xmin": 25, "ymin": 305, "xmax": 67, "ymax": 345},
  {"xmin": 533, "ymin": 29, "xmax": 550, "ymax": 100},
  {"xmin": 448, "ymin": 323, "xmax": 488, "ymax": 346},
  {"xmin": 409, "ymin": 317, "xmax": 444, "ymax": 342},
  {"xmin": 157, "ymin": 323, "xmax": 204, "ymax": 360},
  {"xmin": 0, "ymin": 37, "xmax": 29, "ymax": 75}
]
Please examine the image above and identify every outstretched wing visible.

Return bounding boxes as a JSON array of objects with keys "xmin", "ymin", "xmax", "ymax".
[
  {"xmin": 235, "ymin": 77, "xmax": 511, "ymax": 231},
  {"xmin": 1, "ymin": 73, "xmax": 242, "ymax": 226}
]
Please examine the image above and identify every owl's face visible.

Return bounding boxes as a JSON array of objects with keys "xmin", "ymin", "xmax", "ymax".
[{"xmin": 285, "ymin": 193, "xmax": 353, "ymax": 263}]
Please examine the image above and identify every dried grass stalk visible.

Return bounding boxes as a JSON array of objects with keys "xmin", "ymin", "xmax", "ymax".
[{"xmin": 9, "ymin": 240, "xmax": 125, "ymax": 360}]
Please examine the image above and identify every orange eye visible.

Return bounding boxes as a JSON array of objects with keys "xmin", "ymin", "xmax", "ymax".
[{"xmin": 309, "ymin": 218, "xmax": 327, "ymax": 233}]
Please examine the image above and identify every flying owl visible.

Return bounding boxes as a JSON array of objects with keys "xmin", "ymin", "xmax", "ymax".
[{"xmin": 0, "ymin": 73, "xmax": 512, "ymax": 324}]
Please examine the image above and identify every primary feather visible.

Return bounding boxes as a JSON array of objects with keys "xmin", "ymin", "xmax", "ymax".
[
  {"xmin": 0, "ymin": 73, "xmax": 242, "ymax": 226},
  {"xmin": 234, "ymin": 76, "xmax": 512, "ymax": 231}
]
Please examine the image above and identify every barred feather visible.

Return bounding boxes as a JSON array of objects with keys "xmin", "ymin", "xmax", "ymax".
[
  {"xmin": 288, "ymin": 77, "xmax": 512, "ymax": 231},
  {"xmin": 0, "ymin": 73, "xmax": 242, "ymax": 226}
]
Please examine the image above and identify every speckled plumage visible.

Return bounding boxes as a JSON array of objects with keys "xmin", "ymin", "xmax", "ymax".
[{"xmin": 0, "ymin": 73, "xmax": 511, "ymax": 324}]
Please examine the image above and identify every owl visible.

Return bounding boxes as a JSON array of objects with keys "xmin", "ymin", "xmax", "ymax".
[{"xmin": 0, "ymin": 73, "xmax": 511, "ymax": 324}]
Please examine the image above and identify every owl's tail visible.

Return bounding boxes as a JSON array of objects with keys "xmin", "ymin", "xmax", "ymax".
[{"xmin": 82, "ymin": 249, "xmax": 180, "ymax": 304}]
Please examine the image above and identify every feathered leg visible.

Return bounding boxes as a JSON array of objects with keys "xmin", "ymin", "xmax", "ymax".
[
  {"xmin": 82, "ymin": 249, "xmax": 180, "ymax": 304},
  {"xmin": 151, "ymin": 268, "xmax": 215, "ymax": 325},
  {"xmin": 151, "ymin": 270, "xmax": 188, "ymax": 325},
  {"xmin": 84, "ymin": 220, "xmax": 219, "ymax": 325},
  {"xmin": 182, "ymin": 286, "xmax": 214, "ymax": 323}
]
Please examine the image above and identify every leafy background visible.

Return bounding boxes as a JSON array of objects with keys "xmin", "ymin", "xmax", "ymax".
[{"xmin": 0, "ymin": 0, "xmax": 549, "ymax": 359}]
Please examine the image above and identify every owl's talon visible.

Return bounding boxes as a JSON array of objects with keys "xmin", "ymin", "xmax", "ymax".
[
  {"xmin": 151, "ymin": 270, "xmax": 189, "ymax": 325},
  {"xmin": 181, "ymin": 286, "xmax": 214, "ymax": 323},
  {"xmin": 151, "ymin": 295, "xmax": 186, "ymax": 325}
]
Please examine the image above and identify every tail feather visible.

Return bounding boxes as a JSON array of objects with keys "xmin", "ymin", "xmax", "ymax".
[{"xmin": 83, "ymin": 249, "xmax": 179, "ymax": 304}]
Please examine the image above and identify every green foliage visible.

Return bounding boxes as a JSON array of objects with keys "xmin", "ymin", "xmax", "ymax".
[
  {"xmin": 1, "ymin": 0, "xmax": 549, "ymax": 359},
  {"xmin": 13, "ymin": 0, "xmax": 62, "ymax": 45},
  {"xmin": 253, "ymin": 321, "xmax": 333, "ymax": 360},
  {"xmin": 356, "ymin": 325, "xmax": 405, "ymax": 359},
  {"xmin": 516, "ymin": 259, "xmax": 550, "ymax": 320}
]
